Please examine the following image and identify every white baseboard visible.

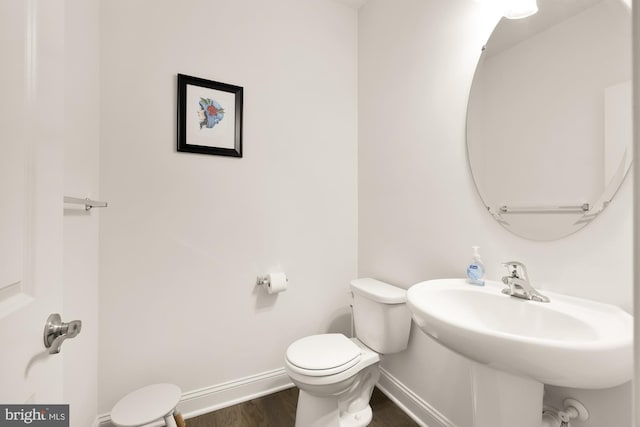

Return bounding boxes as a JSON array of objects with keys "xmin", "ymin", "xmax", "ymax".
[
  {"xmin": 94, "ymin": 366, "xmax": 454, "ymax": 427},
  {"xmin": 377, "ymin": 367, "xmax": 456, "ymax": 427},
  {"xmin": 179, "ymin": 368, "xmax": 294, "ymax": 418},
  {"xmin": 95, "ymin": 368, "xmax": 293, "ymax": 427}
]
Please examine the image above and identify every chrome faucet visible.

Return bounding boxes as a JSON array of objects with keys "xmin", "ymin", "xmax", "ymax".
[{"xmin": 501, "ymin": 261, "xmax": 550, "ymax": 303}]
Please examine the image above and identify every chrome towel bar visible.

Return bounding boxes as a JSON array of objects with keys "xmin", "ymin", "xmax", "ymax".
[
  {"xmin": 63, "ymin": 196, "xmax": 108, "ymax": 211},
  {"xmin": 499, "ymin": 203, "xmax": 589, "ymax": 214}
]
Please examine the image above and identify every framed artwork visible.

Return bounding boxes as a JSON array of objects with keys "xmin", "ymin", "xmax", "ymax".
[{"xmin": 177, "ymin": 74, "xmax": 243, "ymax": 157}]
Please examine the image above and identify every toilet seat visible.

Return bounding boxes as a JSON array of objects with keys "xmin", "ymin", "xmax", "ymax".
[{"xmin": 286, "ymin": 333, "xmax": 362, "ymax": 376}]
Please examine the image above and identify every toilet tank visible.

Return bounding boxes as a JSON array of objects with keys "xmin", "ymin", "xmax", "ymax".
[{"xmin": 350, "ymin": 278, "xmax": 411, "ymax": 354}]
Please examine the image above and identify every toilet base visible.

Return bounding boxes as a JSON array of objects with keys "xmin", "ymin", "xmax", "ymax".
[
  {"xmin": 338, "ymin": 406, "xmax": 373, "ymax": 427},
  {"xmin": 295, "ymin": 392, "xmax": 374, "ymax": 427},
  {"xmin": 294, "ymin": 364, "xmax": 379, "ymax": 427}
]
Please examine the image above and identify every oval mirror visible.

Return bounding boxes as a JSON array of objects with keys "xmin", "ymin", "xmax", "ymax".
[{"xmin": 466, "ymin": 0, "xmax": 632, "ymax": 240}]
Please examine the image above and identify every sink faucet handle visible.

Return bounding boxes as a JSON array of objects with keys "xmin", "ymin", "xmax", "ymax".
[{"xmin": 501, "ymin": 261, "xmax": 528, "ymax": 280}]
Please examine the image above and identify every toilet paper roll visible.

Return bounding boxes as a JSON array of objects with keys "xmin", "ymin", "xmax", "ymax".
[{"xmin": 267, "ymin": 272, "xmax": 288, "ymax": 294}]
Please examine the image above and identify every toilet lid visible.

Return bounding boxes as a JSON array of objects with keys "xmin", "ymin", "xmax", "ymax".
[{"xmin": 286, "ymin": 334, "xmax": 361, "ymax": 376}]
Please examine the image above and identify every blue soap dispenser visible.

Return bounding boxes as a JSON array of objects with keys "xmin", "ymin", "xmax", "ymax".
[{"xmin": 466, "ymin": 246, "xmax": 485, "ymax": 286}]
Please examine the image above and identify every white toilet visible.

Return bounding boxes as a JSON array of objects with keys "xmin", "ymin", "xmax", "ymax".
[{"xmin": 284, "ymin": 278, "xmax": 412, "ymax": 427}]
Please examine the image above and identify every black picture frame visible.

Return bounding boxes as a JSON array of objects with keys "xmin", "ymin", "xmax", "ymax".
[{"xmin": 177, "ymin": 74, "xmax": 243, "ymax": 157}]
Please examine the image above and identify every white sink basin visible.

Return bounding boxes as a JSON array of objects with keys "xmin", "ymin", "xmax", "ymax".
[{"xmin": 407, "ymin": 278, "xmax": 632, "ymax": 389}]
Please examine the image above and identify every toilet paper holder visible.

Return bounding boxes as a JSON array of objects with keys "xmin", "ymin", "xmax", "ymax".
[
  {"xmin": 256, "ymin": 273, "xmax": 288, "ymax": 287},
  {"xmin": 256, "ymin": 276, "xmax": 271, "ymax": 287},
  {"xmin": 256, "ymin": 272, "xmax": 289, "ymax": 294}
]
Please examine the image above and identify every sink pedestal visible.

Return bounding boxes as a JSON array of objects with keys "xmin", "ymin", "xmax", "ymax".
[{"xmin": 471, "ymin": 362, "xmax": 543, "ymax": 427}]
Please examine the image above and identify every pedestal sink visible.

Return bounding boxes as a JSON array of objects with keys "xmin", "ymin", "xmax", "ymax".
[{"xmin": 407, "ymin": 279, "xmax": 632, "ymax": 427}]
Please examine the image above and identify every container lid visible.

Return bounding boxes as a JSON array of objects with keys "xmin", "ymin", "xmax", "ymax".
[
  {"xmin": 286, "ymin": 334, "xmax": 361, "ymax": 374},
  {"xmin": 350, "ymin": 278, "xmax": 406, "ymax": 304}
]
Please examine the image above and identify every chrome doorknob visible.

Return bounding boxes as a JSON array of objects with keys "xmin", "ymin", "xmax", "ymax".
[{"xmin": 43, "ymin": 313, "xmax": 82, "ymax": 354}]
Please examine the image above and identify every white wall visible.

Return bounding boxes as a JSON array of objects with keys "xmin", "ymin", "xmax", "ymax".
[
  {"xmin": 98, "ymin": 0, "xmax": 358, "ymax": 415},
  {"xmin": 63, "ymin": 0, "xmax": 100, "ymax": 425},
  {"xmin": 359, "ymin": 0, "xmax": 632, "ymax": 426}
]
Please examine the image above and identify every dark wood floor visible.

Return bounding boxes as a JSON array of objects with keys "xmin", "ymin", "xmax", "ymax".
[{"xmin": 186, "ymin": 386, "xmax": 419, "ymax": 427}]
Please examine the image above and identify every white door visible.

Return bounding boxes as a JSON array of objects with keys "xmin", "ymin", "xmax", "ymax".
[{"xmin": 0, "ymin": 0, "xmax": 67, "ymax": 404}]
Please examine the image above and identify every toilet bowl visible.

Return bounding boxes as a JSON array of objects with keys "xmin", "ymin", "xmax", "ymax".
[
  {"xmin": 286, "ymin": 335, "xmax": 380, "ymax": 427},
  {"xmin": 284, "ymin": 278, "xmax": 411, "ymax": 427}
]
